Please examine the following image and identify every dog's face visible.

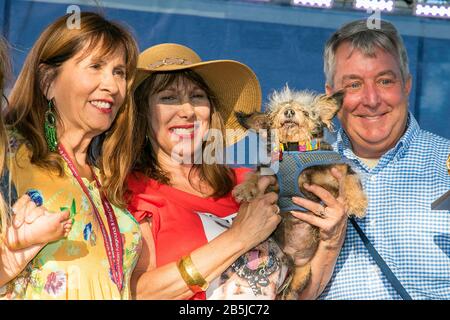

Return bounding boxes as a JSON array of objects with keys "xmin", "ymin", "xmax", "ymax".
[
  {"xmin": 269, "ymin": 99, "xmax": 317, "ymax": 143},
  {"xmin": 268, "ymin": 88, "xmax": 344, "ymax": 143},
  {"xmin": 236, "ymin": 86, "xmax": 344, "ymax": 144}
]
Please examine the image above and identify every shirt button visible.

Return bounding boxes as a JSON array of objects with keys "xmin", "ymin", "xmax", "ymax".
[{"xmin": 370, "ymin": 175, "xmax": 377, "ymax": 182}]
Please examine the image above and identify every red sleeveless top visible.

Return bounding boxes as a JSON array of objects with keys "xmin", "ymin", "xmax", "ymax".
[{"xmin": 127, "ymin": 167, "xmax": 251, "ymax": 300}]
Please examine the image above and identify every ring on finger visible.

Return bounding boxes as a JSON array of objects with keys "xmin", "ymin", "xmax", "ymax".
[
  {"xmin": 273, "ymin": 205, "xmax": 280, "ymax": 215},
  {"xmin": 317, "ymin": 205, "xmax": 326, "ymax": 218}
]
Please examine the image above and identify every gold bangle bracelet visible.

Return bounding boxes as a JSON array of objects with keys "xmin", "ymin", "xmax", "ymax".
[{"xmin": 177, "ymin": 255, "xmax": 209, "ymax": 293}]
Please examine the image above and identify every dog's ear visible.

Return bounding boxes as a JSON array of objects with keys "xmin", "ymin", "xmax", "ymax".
[
  {"xmin": 235, "ymin": 111, "xmax": 270, "ymax": 131},
  {"xmin": 315, "ymin": 90, "xmax": 345, "ymax": 131},
  {"xmin": 330, "ymin": 90, "xmax": 345, "ymax": 108}
]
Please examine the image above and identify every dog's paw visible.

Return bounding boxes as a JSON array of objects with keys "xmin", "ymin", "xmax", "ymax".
[
  {"xmin": 278, "ymin": 264, "xmax": 312, "ymax": 300},
  {"xmin": 232, "ymin": 182, "xmax": 260, "ymax": 203}
]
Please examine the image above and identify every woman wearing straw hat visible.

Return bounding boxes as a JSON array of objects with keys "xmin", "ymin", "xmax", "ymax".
[{"xmin": 128, "ymin": 43, "xmax": 285, "ymax": 300}]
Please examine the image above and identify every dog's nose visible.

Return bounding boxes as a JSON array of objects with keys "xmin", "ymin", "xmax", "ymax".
[{"xmin": 284, "ymin": 109, "xmax": 295, "ymax": 118}]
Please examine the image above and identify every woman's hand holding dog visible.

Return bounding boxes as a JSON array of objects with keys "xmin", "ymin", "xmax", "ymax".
[
  {"xmin": 230, "ymin": 175, "xmax": 282, "ymax": 251},
  {"xmin": 291, "ymin": 167, "xmax": 348, "ymax": 250}
]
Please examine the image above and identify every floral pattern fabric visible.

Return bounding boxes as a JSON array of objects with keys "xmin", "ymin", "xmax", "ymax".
[{"xmin": 0, "ymin": 131, "xmax": 142, "ymax": 300}]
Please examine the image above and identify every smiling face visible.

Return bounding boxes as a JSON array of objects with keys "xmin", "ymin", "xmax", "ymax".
[
  {"xmin": 47, "ymin": 43, "xmax": 127, "ymax": 138},
  {"xmin": 327, "ymin": 42, "xmax": 411, "ymax": 158},
  {"xmin": 148, "ymin": 76, "xmax": 211, "ymax": 162}
]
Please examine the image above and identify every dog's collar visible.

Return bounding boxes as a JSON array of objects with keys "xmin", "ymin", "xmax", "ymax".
[{"xmin": 277, "ymin": 139, "xmax": 321, "ymax": 152}]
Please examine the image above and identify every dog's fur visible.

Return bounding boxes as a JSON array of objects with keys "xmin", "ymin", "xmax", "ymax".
[{"xmin": 233, "ymin": 86, "xmax": 368, "ymax": 299}]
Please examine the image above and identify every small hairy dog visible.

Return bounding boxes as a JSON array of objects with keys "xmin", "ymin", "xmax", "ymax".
[{"xmin": 233, "ymin": 85, "xmax": 367, "ymax": 299}]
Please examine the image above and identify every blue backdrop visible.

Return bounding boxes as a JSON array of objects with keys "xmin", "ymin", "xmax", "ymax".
[{"xmin": 1, "ymin": 0, "xmax": 449, "ymax": 143}]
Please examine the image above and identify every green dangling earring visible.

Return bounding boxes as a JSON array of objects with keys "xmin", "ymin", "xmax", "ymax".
[{"xmin": 44, "ymin": 99, "xmax": 58, "ymax": 152}]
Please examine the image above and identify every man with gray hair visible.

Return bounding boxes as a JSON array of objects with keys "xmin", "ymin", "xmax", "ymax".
[{"xmin": 293, "ymin": 19, "xmax": 450, "ymax": 299}]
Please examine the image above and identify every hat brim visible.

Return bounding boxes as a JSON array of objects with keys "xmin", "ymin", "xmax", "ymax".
[{"xmin": 134, "ymin": 60, "xmax": 261, "ymax": 146}]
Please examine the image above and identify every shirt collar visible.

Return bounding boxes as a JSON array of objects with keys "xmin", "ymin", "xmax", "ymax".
[{"xmin": 336, "ymin": 112, "xmax": 420, "ymax": 171}]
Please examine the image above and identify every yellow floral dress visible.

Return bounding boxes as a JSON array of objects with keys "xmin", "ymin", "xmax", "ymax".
[{"xmin": 0, "ymin": 131, "xmax": 142, "ymax": 299}]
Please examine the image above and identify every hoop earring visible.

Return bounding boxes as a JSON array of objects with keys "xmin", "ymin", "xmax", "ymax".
[{"xmin": 44, "ymin": 99, "xmax": 58, "ymax": 152}]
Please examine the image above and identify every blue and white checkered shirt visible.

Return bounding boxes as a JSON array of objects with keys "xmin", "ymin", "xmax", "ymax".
[{"xmin": 319, "ymin": 113, "xmax": 450, "ymax": 300}]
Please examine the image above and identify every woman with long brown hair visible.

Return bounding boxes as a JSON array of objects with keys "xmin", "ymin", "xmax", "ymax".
[
  {"xmin": 1, "ymin": 12, "xmax": 141, "ymax": 299},
  {"xmin": 0, "ymin": 37, "xmax": 72, "ymax": 288},
  {"xmin": 0, "ymin": 37, "xmax": 14, "ymax": 239},
  {"xmin": 128, "ymin": 43, "xmax": 284, "ymax": 300}
]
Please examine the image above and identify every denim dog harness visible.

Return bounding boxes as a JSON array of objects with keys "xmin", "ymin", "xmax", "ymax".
[{"xmin": 275, "ymin": 150, "xmax": 345, "ymax": 212}]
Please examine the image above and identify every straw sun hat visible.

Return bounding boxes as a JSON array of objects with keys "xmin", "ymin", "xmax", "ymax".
[{"xmin": 134, "ymin": 43, "xmax": 262, "ymax": 145}]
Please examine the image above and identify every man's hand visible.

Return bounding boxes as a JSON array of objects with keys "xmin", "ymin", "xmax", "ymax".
[{"xmin": 290, "ymin": 168, "xmax": 348, "ymax": 249}]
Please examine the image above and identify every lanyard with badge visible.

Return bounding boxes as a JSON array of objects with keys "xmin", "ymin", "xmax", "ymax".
[{"xmin": 58, "ymin": 144, "xmax": 124, "ymax": 291}]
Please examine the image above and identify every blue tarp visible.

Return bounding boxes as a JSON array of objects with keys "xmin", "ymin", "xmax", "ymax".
[{"xmin": 1, "ymin": 0, "xmax": 449, "ymax": 141}]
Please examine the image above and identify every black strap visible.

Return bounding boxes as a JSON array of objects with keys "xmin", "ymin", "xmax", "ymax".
[{"xmin": 349, "ymin": 217, "xmax": 413, "ymax": 300}]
